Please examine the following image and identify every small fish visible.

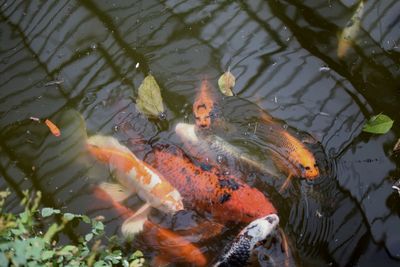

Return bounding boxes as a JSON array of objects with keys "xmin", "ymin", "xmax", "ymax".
[
  {"xmin": 214, "ymin": 214, "xmax": 280, "ymax": 267},
  {"xmin": 87, "ymin": 135, "xmax": 184, "ymax": 235},
  {"xmin": 337, "ymin": 0, "xmax": 364, "ymax": 59},
  {"xmin": 175, "ymin": 123, "xmax": 280, "ymax": 178},
  {"xmin": 44, "ymin": 119, "xmax": 61, "ymax": 137},
  {"xmin": 193, "ymin": 79, "xmax": 217, "ymax": 129},
  {"xmin": 148, "ymin": 144, "xmax": 277, "ymax": 224},
  {"xmin": 257, "ymin": 116, "xmax": 320, "ymax": 180},
  {"xmin": 92, "ymin": 186, "xmax": 207, "ymax": 266}
]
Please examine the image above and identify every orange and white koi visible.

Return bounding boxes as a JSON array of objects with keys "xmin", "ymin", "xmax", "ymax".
[
  {"xmin": 193, "ymin": 79, "xmax": 217, "ymax": 129},
  {"xmin": 87, "ymin": 135, "xmax": 184, "ymax": 235},
  {"xmin": 44, "ymin": 119, "xmax": 61, "ymax": 137},
  {"xmin": 92, "ymin": 186, "xmax": 207, "ymax": 267}
]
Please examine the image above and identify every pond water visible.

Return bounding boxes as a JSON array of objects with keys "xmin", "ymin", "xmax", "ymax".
[{"xmin": 1, "ymin": 0, "xmax": 400, "ymax": 266}]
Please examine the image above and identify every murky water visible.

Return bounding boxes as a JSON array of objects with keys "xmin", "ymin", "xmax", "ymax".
[{"xmin": 1, "ymin": 0, "xmax": 400, "ymax": 266}]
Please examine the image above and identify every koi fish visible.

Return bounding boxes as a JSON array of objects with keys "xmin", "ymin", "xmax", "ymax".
[
  {"xmin": 193, "ymin": 79, "xmax": 217, "ymax": 129},
  {"xmin": 147, "ymin": 144, "xmax": 277, "ymax": 224},
  {"xmin": 87, "ymin": 135, "xmax": 184, "ymax": 235},
  {"xmin": 44, "ymin": 119, "xmax": 61, "ymax": 137},
  {"xmin": 256, "ymin": 117, "xmax": 320, "ymax": 180},
  {"xmin": 92, "ymin": 186, "xmax": 207, "ymax": 267},
  {"xmin": 175, "ymin": 122, "xmax": 280, "ymax": 178},
  {"xmin": 214, "ymin": 214, "xmax": 279, "ymax": 267},
  {"xmin": 337, "ymin": 0, "xmax": 364, "ymax": 59}
]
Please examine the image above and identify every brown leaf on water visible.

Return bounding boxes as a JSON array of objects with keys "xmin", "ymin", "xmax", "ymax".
[
  {"xmin": 136, "ymin": 75, "xmax": 165, "ymax": 119},
  {"xmin": 218, "ymin": 70, "xmax": 235, "ymax": 96},
  {"xmin": 394, "ymin": 138, "xmax": 400, "ymax": 153}
]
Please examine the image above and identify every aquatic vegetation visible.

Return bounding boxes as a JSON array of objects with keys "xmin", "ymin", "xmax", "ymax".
[
  {"xmin": 362, "ymin": 113, "xmax": 394, "ymax": 134},
  {"xmin": 0, "ymin": 190, "xmax": 145, "ymax": 267}
]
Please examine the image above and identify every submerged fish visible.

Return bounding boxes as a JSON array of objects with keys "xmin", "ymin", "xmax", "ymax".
[
  {"xmin": 256, "ymin": 118, "xmax": 320, "ymax": 180},
  {"xmin": 87, "ymin": 135, "xmax": 184, "ymax": 235},
  {"xmin": 193, "ymin": 79, "xmax": 218, "ymax": 129},
  {"xmin": 337, "ymin": 0, "xmax": 364, "ymax": 59},
  {"xmin": 175, "ymin": 122, "xmax": 280, "ymax": 178},
  {"xmin": 92, "ymin": 186, "xmax": 207, "ymax": 267},
  {"xmin": 214, "ymin": 214, "xmax": 280, "ymax": 267},
  {"xmin": 148, "ymin": 144, "xmax": 277, "ymax": 224}
]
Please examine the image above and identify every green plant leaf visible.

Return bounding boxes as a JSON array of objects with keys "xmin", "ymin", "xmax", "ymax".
[
  {"xmin": 41, "ymin": 207, "xmax": 60, "ymax": 217},
  {"xmin": 136, "ymin": 75, "xmax": 165, "ymax": 119},
  {"xmin": 85, "ymin": 233, "xmax": 93, "ymax": 242},
  {"xmin": 41, "ymin": 250, "xmax": 55, "ymax": 261},
  {"xmin": 63, "ymin": 213, "xmax": 75, "ymax": 221},
  {"xmin": 362, "ymin": 114, "xmax": 394, "ymax": 134}
]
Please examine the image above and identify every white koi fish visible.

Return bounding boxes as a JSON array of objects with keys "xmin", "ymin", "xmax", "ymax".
[
  {"xmin": 87, "ymin": 135, "xmax": 184, "ymax": 235},
  {"xmin": 337, "ymin": 0, "xmax": 364, "ymax": 59}
]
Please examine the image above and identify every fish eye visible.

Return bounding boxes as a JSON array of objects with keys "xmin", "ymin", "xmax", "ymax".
[{"xmin": 305, "ymin": 166, "xmax": 311, "ymax": 170}]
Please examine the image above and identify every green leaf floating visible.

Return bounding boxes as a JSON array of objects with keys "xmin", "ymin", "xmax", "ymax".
[
  {"xmin": 136, "ymin": 75, "xmax": 165, "ymax": 119},
  {"xmin": 218, "ymin": 70, "xmax": 235, "ymax": 96},
  {"xmin": 362, "ymin": 114, "xmax": 394, "ymax": 134}
]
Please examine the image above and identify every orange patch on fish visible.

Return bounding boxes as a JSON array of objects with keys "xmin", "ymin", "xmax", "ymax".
[
  {"xmin": 143, "ymin": 220, "xmax": 207, "ymax": 267},
  {"xmin": 281, "ymin": 131, "xmax": 319, "ymax": 179},
  {"xmin": 193, "ymin": 79, "xmax": 215, "ymax": 129},
  {"xmin": 44, "ymin": 119, "xmax": 61, "ymax": 137}
]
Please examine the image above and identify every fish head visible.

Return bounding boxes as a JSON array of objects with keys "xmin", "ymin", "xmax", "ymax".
[
  {"xmin": 240, "ymin": 214, "xmax": 279, "ymax": 246},
  {"xmin": 150, "ymin": 180, "xmax": 185, "ymax": 213},
  {"xmin": 193, "ymin": 80, "xmax": 214, "ymax": 129},
  {"xmin": 298, "ymin": 159, "xmax": 320, "ymax": 180},
  {"xmin": 194, "ymin": 106, "xmax": 212, "ymax": 129}
]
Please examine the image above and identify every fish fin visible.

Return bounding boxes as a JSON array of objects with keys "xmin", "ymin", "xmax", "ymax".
[
  {"xmin": 279, "ymin": 174, "xmax": 292, "ymax": 193},
  {"xmin": 98, "ymin": 182, "xmax": 134, "ymax": 202},
  {"xmin": 121, "ymin": 202, "xmax": 151, "ymax": 237},
  {"xmin": 152, "ymin": 255, "xmax": 170, "ymax": 267}
]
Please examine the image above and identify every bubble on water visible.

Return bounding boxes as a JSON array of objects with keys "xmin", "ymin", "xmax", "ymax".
[
  {"xmin": 113, "ymin": 125, "xmax": 119, "ymax": 132},
  {"xmin": 90, "ymin": 43, "xmax": 97, "ymax": 50},
  {"xmin": 319, "ymin": 66, "xmax": 330, "ymax": 72},
  {"xmin": 283, "ymin": 124, "xmax": 288, "ymax": 130},
  {"xmin": 159, "ymin": 112, "xmax": 167, "ymax": 120},
  {"xmin": 216, "ymin": 154, "xmax": 224, "ymax": 163}
]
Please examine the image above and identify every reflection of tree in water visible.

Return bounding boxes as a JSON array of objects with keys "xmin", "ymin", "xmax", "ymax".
[{"xmin": 1, "ymin": 0, "xmax": 399, "ymax": 266}]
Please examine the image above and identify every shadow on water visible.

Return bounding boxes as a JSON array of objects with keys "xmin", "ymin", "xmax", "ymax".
[{"xmin": 1, "ymin": 0, "xmax": 400, "ymax": 266}]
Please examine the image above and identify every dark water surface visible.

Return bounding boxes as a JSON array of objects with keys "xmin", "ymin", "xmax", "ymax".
[{"xmin": 1, "ymin": 1, "xmax": 400, "ymax": 266}]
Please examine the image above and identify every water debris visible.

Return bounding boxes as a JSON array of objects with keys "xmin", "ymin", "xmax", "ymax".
[
  {"xmin": 218, "ymin": 69, "xmax": 235, "ymax": 96},
  {"xmin": 136, "ymin": 74, "xmax": 165, "ymax": 119},
  {"xmin": 393, "ymin": 138, "xmax": 400, "ymax": 153},
  {"xmin": 319, "ymin": 66, "xmax": 331, "ymax": 72},
  {"xmin": 29, "ymin": 116, "xmax": 40, "ymax": 122},
  {"xmin": 136, "ymin": 62, "xmax": 140, "ymax": 69},
  {"xmin": 392, "ymin": 179, "xmax": 400, "ymax": 196},
  {"xmin": 337, "ymin": 0, "xmax": 364, "ymax": 59},
  {"xmin": 362, "ymin": 113, "xmax": 393, "ymax": 134},
  {"xmin": 44, "ymin": 119, "xmax": 61, "ymax": 137},
  {"xmin": 44, "ymin": 79, "xmax": 64, "ymax": 87}
]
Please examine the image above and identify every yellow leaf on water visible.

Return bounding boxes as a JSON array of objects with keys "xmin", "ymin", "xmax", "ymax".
[
  {"xmin": 218, "ymin": 70, "xmax": 235, "ymax": 96},
  {"xmin": 136, "ymin": 75, "xmax": 165, "ymax": 119}
]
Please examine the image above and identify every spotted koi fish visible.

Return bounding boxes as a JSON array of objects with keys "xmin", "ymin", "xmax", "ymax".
[
  {"xmin": 147, "ymin": 144, "xmax": 277, "ymax": 224},
  {"xmin": 92, "ymin": 186, "xmax": 207, "ymax": 267},
  {"xmin": 214, "ymin": 214, "xmax": 280, "ymax": 267},
  {"xmin": 87, "ymin": 135, "xmax": 184, "ymax": 235},
  {"xmin": 193, "ymin": 79, "xmax": 217, "ymax": 129}
]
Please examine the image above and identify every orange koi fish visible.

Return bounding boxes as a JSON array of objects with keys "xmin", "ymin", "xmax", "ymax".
[
  {"xmin": 87, "ymin": 135, "xmax": 184, "ymax": 235},
  {"xmin": 92, "ymin": 186, "xmax": 207, "ymax": 267},
  {"xmin": 257, "ymin": 112, "xmax": 320, "ymax": 180},
  {"xmin": 148, "ymin": 145, "xmax": 277, "ymax": 224},
  {"xmin": 193, "ymin": 79, "xmax": 217, "ymax": 129},
  {"xmin": 44, "ymin": 119, "xmax": 61, "ymax": 137}
]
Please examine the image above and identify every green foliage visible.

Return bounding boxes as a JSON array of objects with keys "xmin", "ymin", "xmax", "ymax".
[
  {"xmin": 0, "ymin": 190, "xmax": 145, "ymax": 267},
  {"xmin": 362, "ymin": 113, "xmax": 394, "ymax": 134}
]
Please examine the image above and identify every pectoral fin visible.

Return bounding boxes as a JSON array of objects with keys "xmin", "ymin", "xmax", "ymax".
[
  {"xmin": 99, "ymin": 182, "xmax": 134, "ymax": 202},
  {"xmin": 121, "ymin": 202, "xmax": 151, "ymax": 237}
]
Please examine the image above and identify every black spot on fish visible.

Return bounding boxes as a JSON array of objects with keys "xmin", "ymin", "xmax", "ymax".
[
  {"xmin": 197, "ymin": 104, "xmax": 207, "ymax": 110},
  {"xmin": 186, "ymin": 176, "xmax": 191, "ymax": 183},
  {"xmin": 266, "ymin": 215, "xmax": 277, "ymax": 224},
  {"xmin": 200, "ymin": 162, "xmax": 212, "ymax": 171},
  {"xmin": 218, "ymin": 178, "xmax": 240, "ymax": 191},
  {"xmin": 219, "ymin": 193, "xmax": 231, "ymax": 204},
  {"xmin": 194, "ymin": 170, "xmax": 200, "ymax": 175}
]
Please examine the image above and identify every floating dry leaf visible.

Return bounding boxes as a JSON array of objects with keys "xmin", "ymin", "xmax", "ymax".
[
  {"xmin": 218, "ymin": 70, "xmax": 235, "ymax": 96},
  {"xmin": 394, "ymin": 138, "xmax": 400, "ymax": 153},
  {"xmin": 136, "ymin": 75, "xmax": 165, "ymax": 119}
]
